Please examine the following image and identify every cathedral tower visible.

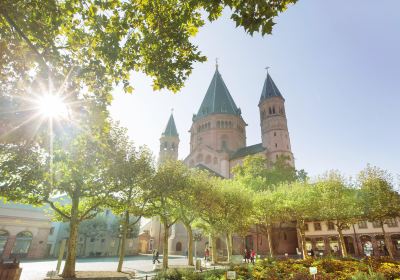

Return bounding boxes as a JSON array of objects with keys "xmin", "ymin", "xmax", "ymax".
[
  {"xmin": 189, "ymin": 66, "xmax": 246, "ymax": 154},
  {"xmin": 259, "ymin": 73, "xmax": 294, "ymax": 166},
  {"xmin": 158, "ymin": 112, "xmax": 179, "ymax": 165},
  {"xmin": 185, "ymin": 66, "xmax": 246, "ymax": 177}
]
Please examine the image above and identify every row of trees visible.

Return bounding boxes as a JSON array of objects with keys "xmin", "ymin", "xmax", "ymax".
[
  {"xmin": 234, "ymin": 156, "xmax": 400, "ymax": 260},
  {"xmin": 1, "ymin": 117, "xmax": 399, "ymax": 276}
]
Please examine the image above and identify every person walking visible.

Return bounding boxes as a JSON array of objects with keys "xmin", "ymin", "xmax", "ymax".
[
  {"xmin": 152, "ymin": 249, "xmax": 161, "ymax": 264},
  {"xmin": 204, "ymin": 247, "xmax": 210, "ymax": 262},
  {"xmin": 250, "ymin": 249, "xmax": 256, "ymax": 264}
]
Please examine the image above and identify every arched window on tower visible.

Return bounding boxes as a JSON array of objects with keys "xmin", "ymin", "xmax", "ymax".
[
  {"xmin": 171, "ymin": 143, "xmax": 175, "ymax": 151},
  {"xmin": 163, "ymin": 142, "xmax": 168, "ymax": 150},
  {"xmin": 272, "ymin": 106, "xmax": 276, "ymax": 114},
  {"xmin": 269, "ymin": 107, "xmax": 272, "ymax": 115}
]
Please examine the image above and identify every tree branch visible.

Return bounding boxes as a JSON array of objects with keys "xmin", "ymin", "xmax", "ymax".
[
  {"xmin": 0, "ymin": 8, "xmax": 48, "ymax": 70},
  {"xmin": 45, "ymin": 199, "xmax": 71, "ymax": 220}
]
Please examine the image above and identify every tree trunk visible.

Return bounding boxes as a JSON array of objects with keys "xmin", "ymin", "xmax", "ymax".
[
  {"xmin": 62, "ymin": 195, "xmax": 80, "ymax": 278},
  {"xmin": 210, "ymin": 233, "xmax": 217, "ymax": 264},
  {"xmin": 337, "ymin": 227, "xmax": 348, "ymax": 257},
  {"xmin": 266, "ymin": 225, "xmax": 274, "ymax": 258},
  {"xmin": 117, "ymin": 211, "xmax": 129, "ymax": 272},
  {"xmin": 184, "ymin": 223, "xmax": 194, "ymax": 266},
  {"xmin": 380, "ymin": 221, "xmax": 394, "ymax": 259},
  {"xmin": 297, "ymin": 220, "xmax": 308, "ymax": 259},
  {"xmin": 162, "ymin": 222, "xmax": 169, "ymax": 269},
  {"xmin": 226, "ymin": 232, "xmax": 232, "ymax": 262}
]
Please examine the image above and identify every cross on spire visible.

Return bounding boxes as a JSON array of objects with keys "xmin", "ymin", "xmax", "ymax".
[
  {"xmin": 265, "ymin": 66, "xmax": 270, "ymax": 74},
  {"xmin": 216, "ymin": 58, "xmax": 219, "ymax": 70}
]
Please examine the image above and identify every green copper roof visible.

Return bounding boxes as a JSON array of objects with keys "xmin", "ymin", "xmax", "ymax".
[
  {"xmin": 259, "ymin": 73, "xmax": 284, "ymax": 104},
  {"xmin": 194, "ymin": 68, "xmax": 241, "ymax": 121},
  {"xmin": 162, "ymin": 113, "xmax": 178, "ymax": 137},
  {"xmin": 230, "ymin": 143, "xmax": 266, "ymax": 160}
]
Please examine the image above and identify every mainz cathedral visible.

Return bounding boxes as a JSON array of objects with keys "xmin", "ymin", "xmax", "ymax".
[{"xmin": 143, "ymin": 65, "xmax": 298, "ymax": 256}]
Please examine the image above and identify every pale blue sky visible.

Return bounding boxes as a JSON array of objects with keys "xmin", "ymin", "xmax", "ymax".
[{"xmin": 109, "ymin": 0, "xmax": 400, "ymax": 180}]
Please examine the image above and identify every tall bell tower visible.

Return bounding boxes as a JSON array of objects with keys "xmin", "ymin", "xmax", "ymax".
[
  {"xmin": 158, "ymin": 112, "xmax": 179, "ymax": 165},
  {"xmin": 259, "ymin": 72, "xmax": 294, "ymax": 166}
]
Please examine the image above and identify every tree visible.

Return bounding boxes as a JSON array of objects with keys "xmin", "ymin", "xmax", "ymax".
[
  {"xmin": 253, "ymin": 190, "xmax": 284, "ymax": 258},
  {"xmin": 277, "ymin": 181, "xmax": 320, "ymax": 259},
  {"xmin": 174, "ymin": 168, "xmax": 209, "ymax": 266},
  {"xmin": 232, "ymin": 155, "xmax": 307, "ymax": 192},
  {"xmin": 146, "ymin": 160, "xmax": 191, "ymax": 269},
  {"xmin": 106, "ymin": 123, "xmax": 154, "ymax": 272},
  {"xmin": 191, "ymin": 176, "xmax": 225, "ymax": 264},
  {"xmin": 0, "ymin": 126, "xmax": 116, "ymax": 277},
  {"xmin": 217, "ymin": 179, "xmax": 254, "ymax": 262},
  {"xmin": 0, "ymin": 0, "xmax": 298, "ymax": 101},
  {"xmin": 78, "ymin": 216, "xmax": 108, "ymax": 257},
  {"xmin": 316, "ymin": 171, "xmax": 362, "ymax": 257},
  {"xmin": 358, "ymin": 165, "xmax": 400, "ymax": 259}
]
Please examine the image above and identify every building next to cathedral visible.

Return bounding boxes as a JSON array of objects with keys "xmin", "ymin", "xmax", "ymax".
[{"xmin": 140, "ymin": 66, "xmax": 400, "ymax": 259}]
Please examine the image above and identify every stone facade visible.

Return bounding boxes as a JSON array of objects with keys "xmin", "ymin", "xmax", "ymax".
[
  {"xmin": 303, "ymin": 219, "xmax": 400, "ymax": 258},
  {"xmin": 146, "ymin": 68, "xmax": 297, "ymax": 257},
  {"xmin": 0, "ymin": 201, "xmax": 51, "ymax": 259}
]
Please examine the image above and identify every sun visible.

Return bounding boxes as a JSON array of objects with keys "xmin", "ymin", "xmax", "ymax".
[{"xmin": 37, "ymin": 94, "xmax": 69, "ymax": 119}]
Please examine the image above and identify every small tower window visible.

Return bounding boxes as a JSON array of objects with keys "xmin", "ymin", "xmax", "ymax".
[
  {"xmin": 274, "ymin": 132, "xmax": 276, "ymax": 137},
  {"xmin": 272, "ymin": 106, "xmax": 276, "ymax": 114},
  {"xmin": 269, "ymin": 107, "xmax": 272, "ymax": 114},
  {"xmin": 275, "ymin": 143, "xmax": 277, "ymax": 148}
]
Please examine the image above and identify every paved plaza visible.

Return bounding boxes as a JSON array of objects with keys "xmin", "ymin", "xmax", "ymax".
[{"xmin": 20, "ymin": 255, "xmax": 187, "ymax": 280}]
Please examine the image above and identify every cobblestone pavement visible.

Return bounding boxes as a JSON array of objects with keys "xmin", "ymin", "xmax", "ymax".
[{"xmin": 20, "ymin": 255, "xmax": 187, "ymax": 280}]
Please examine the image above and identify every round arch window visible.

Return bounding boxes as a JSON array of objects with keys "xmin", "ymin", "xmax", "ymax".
[{"xmin": 12, "ymin": 231, "xmax": 33, "ymax": 256}]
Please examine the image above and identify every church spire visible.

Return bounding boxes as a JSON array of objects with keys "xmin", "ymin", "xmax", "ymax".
[
  {"xmin": 259, "ymin": 72, "xmax": 284, "ymax": 104},
  {"xmin": 194, "ymin": 67, "xmax": 241, "ymax": 121},
  {"xmin": 162, "ymin": 111, "xmax": 178, "ymax": 137}
]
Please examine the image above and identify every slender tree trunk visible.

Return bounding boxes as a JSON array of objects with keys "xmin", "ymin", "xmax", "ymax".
[
  {"xmin": 337, "ymin": 227, "xmax": 348, "ymax": 257},
  {"xmin": 380, "ymin": 221, "xmax": 394, "ymax": 259},
  {"xmin": 82, "ymin": 234, "xmax": 87, "ymax": 257},
  {"xmin": 184, "ymin": 223, "xmax": 194, "ymax": 266},
  {"xmin": 162, "ymin": 222, "xmax": 169, "ymax": 269},
  {"xmin": 296, "ymin": 220, "xmax": 308, "ymax": 259},
  {"xmin": 266, "ymin": 225, "xmax": 274, "ymax": 258},
  {"xmin": 117, "ymin": 211, "xmax": 129, "ymax": 272},
  {"xmin": 62, "ymin": 195, "xmax": 79, "ymax": 278},
  {"xmin": 226, "ymin": 232, "xmax": 233, "ymax": 262},
  {"xmin": 210, "ymin": 233, "xmax": 217, "ymax": 264}
]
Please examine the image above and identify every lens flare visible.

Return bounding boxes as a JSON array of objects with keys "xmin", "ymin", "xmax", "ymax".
[{"xmin": 37, "ymin": 95, "xmax": 68, "ymax": 119}]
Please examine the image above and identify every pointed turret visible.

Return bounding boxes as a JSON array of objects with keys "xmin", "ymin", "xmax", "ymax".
[
  {"xmin": 259, "ymin": 73, "xmax": 284, "ymax": 104},
  {"xmin": 194, "ymin": 68, "xmax": 241, "ymax": 121},
  {"xmin": 258, "ymin": 72, "xmax": 294, "ymax": 166},
  {"xmin": 159, "ymin": 112, "xmax": 179, "ymax": 165},
  {"xmin": 162, "ymin": 114, "xmax": 178, "ymax": 137}
]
